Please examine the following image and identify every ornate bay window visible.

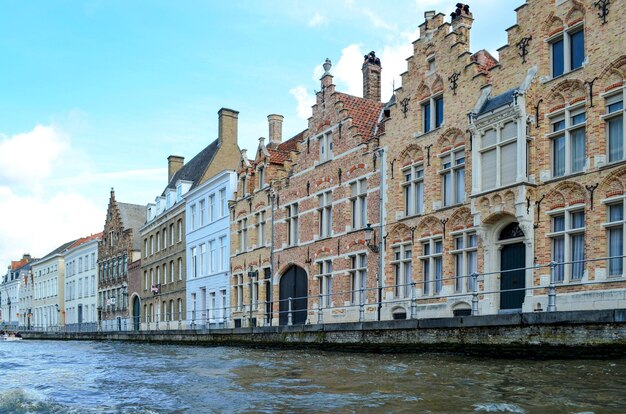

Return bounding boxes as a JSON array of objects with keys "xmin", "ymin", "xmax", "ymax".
[{"xmin": 479, "ymin": 121, "xmax": 518, "ymax": 191}]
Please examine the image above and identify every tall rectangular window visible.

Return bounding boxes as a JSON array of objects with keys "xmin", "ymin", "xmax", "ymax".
[
  {"xmin": 257, "ymin": 210, "xmax": 266, "ymax": 247},
  {"xmin": 349, "ymin": 253, "xmax": 367, "ymax": 304},
  {"xmin": 219, "ymin": 236, "xmax": 227, "ymax": 271},
  {"xmin": 452, "ymin": 232, "xmax": 478, "ymax": 292},
  {"xmin": 570, "ymin": 29, "xmax": 584, "ymax": 71},
  {"xmin": 318, "ymin": 191, "xmax": 332, "ymax": 238},
  {"xmin": 178, "ymin": 220, "xmax": 182, "ymax": 242},
  {"xmin": 549, "ymin": 208, "xmax": 585, "ymax": 282},
  {"xmin": 199, "ymin": 200, "xmax": 206, "ymax": 227},
  {"xmin": 317, "ymin": 260, "xmax": 333, "ymax": 307},
  {"xmin": 606, "ymin": 92, "xmax": 625, "ymax": 163},
  {"xmin": 435, "ymin": 95, "xmax": 444, "ymax": 128},
  {"xmin": 422, "ymin": 101, "xmax": 431, "ymax": 133},
  {"xmin": 551, "ymin": 37, "xmax": 564, "ymax": 78},
  {"xmin": 286, "ymin": 203, "xmax": 299, "ymax": 246},
  {"xmin": 200, "ymin": 243, "xmax": 206, "ymax": 276},
  {"xmin": 178, "ymin": 258, "xmax": 183, "ymax": 281},
  {"xmin": 191, "ymin": 247, "xmax": 198, "ymax": 278},
  {"xmin": 606, "ymin": 201, "xmax": 624, "ymax": 276},
  {"xmin": 402, "ymin": 163, "xmax": 424, "ymax": 216},
  {"xmin": 258, "ymin": 166, "xmax": 266, "ymax": 188},
  {"xmin": 209, "ymin": 194, "xmax": 216, "ymax": 222},
  {"xmin": 170, "ymin": 224, "xmax": 175, "ymax": 245},
  {"xmin": 190, "ymin": 205, "xmax": 197, "ymax": 231},
  {"xmin": 392, "ymin": 243, "xmax": 412, "ymax": 298},
  {"xmin": 420, "ymin": 238, "xmax": 443, "ymax": 295},
  {"xmin": 550, "ymin": 106, "xmax": 586, "ymax": 178},
  {"xmin": 350, "ymin": 179, "xmax": 367, "ymax": 229},
  {"xmin": 440, "ymin": 148, "xmax": 465, "ymax": 207},
  {"xmin": 238, "ymin": 219, "xmax": 247, "ymax": 251},
  {"xmin": 210, "ymin": 240, "xmax": 217, "ymax": 273},
  {"xmin": 318, "ymin": 132, "xmax": 333, "ymax": 163},
  {"xmin": 219, "ymin": 188, "xmax": 227, "ymax": 217}
]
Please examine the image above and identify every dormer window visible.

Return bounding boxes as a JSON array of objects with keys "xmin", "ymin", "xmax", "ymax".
[
  {"xmin": 550, "ymin": 24, "xmax": 584, "ymax": 78},
  {"xmin": 166, "ymin": 193, "xmax": 171, "ymax": 209},
  {"xmin": 176, "ymin": 185, "xmax": 182, "ymax": 202},
  {"xmin": 319, "ymin": 132, "xmax": 333, "ymax": 163}
]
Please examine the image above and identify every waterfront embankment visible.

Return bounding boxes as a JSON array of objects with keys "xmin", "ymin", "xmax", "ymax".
[{"xmin": 22, "ymin": 309, "xmax": 626, "ymax": 358}]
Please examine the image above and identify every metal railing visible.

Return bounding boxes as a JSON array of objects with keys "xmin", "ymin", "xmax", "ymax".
[{"xmin": 12, "ymin": 254, "xmax": 626, "ymax": 334}]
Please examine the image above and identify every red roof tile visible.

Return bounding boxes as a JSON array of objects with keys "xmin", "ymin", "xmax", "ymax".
[
  {"xmin": 335, "ymin": 93, "xmax": 384, "ymax": 141},
  {"xmin": 66, "ymin": 232, "xmax": 103, "ymax": 251}
]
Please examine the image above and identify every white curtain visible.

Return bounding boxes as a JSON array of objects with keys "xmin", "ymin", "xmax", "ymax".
[
  {"xmin": 455, "ymin": 168, "xmax": 465, "ymax": 203},
  {"xmin": 435, "ymin": 257, "xmax": 443, "ymax": 294},
  {"xmin": 553, "ymin": 237, "xmax": 565, "ymax": 282},
  {"xmin": 482, "ymin": 149, "xmax": 496, "ymax": 190},
  {"xmin": 500, "ymin": 142, "xmax": 517, "ymax": 185},
  {"xmin": 609, "ymin": 227, "xmax": 623, "ymax": 276},
  {"xmin": 553, "ymin": 135, "xmax": 565, "ymax": 177},
  {"xmin": 415, "ymin": 182, "xmax": 424, "ymax": 214},
  {"xmin": 443, "ymin": 172, "xmax": 452, "ymax": 206},
  {"xmin": 609, "ymin": 116, "xmax": 624, "ymax": 162},
  {"xmin": 571, "ymin": 128, "xmax": 586, "ymax": 173},
  {"xmin": 571, "ymin": 234, "xmax": 584, "ymax": 280}
]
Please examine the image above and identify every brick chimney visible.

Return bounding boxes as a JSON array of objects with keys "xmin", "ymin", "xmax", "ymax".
[
  {"xmin": 362, "ymin": 51, "xmax": 381, "ymax": 101},
  {"xmin": 450, "ymin": 3, "xmax": 473, "ymax": 49},
  {"xmin": 268, "ymin": 114, "xmax": 284, "ymax": 146},
  {"xmin": 167, "ymin": 155, "xmax": 184, "ymax": 182},
  {"xmin": 218, "ymin": 108, "xmax": 239, "ymax": 146}
]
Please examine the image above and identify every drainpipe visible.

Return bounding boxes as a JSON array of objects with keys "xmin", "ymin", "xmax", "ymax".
[
  {"xmin": 269, "ymin": 189, "xmax": 275, "ymax": 326},
  {"xmin": 377, "ymin": 147, "xmax": 385, "ymax": 321}
]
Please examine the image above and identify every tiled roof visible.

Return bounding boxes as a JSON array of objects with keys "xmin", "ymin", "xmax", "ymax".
[
  {"xmin": 163, "ymin": 139, "xmax": 220, "ymax": 193},
  {"xmin": 476, "ymin": 88, "xmax": 517, "ymax": 116},
  {"xmin": 267, "ymin": 130, "xmax": 307, "ymax": 165},
  {"xmin": 66, "ymin": 232, "xmax": 103, "ymax": 251},
  {"xmin": 39, "ymin": 239, "xmax": 78, "ymax": 262},
  {"xmin": 471, "ymin": 49, "xmax": 499, "ymax": 74},
  {"xmin": 335, "ymin": 93, "xmax": 384, "ymax": 141}
]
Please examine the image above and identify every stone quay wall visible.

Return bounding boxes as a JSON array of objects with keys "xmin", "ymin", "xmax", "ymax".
[{"xmin": 21, "ymin": 309, "xmax": 626, "ymax": 358}]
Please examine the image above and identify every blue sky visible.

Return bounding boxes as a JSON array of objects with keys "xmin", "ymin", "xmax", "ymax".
[{"xmin": 0, "ymin": 0, "xmax": 515, "ymax": 270}]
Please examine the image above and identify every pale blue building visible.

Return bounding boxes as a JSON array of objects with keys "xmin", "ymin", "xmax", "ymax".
[{"xmin": 184, "ymin": 169, "xmax": 236, "ymax": 327}]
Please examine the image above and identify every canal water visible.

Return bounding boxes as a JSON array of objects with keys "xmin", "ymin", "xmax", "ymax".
[{"xmin": 1, "ymin": 341, "xmax": 625, "ymax": 413}]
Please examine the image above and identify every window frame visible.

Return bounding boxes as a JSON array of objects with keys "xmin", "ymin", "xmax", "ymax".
[
  {"xmin": 391, "ymin": 242, "xmax": 413, "ymax": 298},
  {"xmin": 547, "ymin": 102, "xmax": 586, "ymax": 178},
  {"xmin": 419, "ymin": 237, "xmax": 443, "ymax": 296},
  {"xmin": 546, "ymin": 205, "xmax": 586, "ymax": 282},
  {"xmin": 439, "ymin": 147, "xmax": 466, "ymax": 207},
  {"xmin": 402, "ymin": 162, "xmax": 424, "ymax": 217},
  {"xmin": 602, "ymin": 89, "xmax": 625, "ymax": 164}
]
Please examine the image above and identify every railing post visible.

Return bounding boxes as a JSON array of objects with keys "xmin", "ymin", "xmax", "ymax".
[
  {"xmin": 288, "ymin": 297, "xmax": 293, "ymax": 326},
  {"xmin": 410, "ymin": 282, "xmax": 417, "ymax": 319},
  {"xmin": 471, "ymin": 272, "xmax": 479, "ymax": 316},
  {"xmin": 359, "ymin": 287, "xmax": 365, "ymax": 322},
  {"xmin": 223, "ymin": 307, "xmax": 227, "ymax": 328},
  {"xmin": 548, "ymin": 261, "xmax": 557, "ymax": 312},
  {"xmin": 317, "ymin": 294, "xmax": 323, "ymax": 325}
]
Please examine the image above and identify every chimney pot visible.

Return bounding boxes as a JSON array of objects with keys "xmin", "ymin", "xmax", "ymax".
[
  {"xmin": 268, "ymin": 114, "xmax": 284, "ymax": 145},
  {"xmin": 362, "ymin": 51, "xmax": 382, "ymax": 101}
]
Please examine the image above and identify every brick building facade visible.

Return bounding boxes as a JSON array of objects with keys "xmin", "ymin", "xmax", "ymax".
[{"xmin": 231, "ymin": 0, "xmax": 626, "ymax": 324}]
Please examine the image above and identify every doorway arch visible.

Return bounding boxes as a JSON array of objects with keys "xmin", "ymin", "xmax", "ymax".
[
  {"xmin": 499, "ymin": 222, "xmax": 526, "ymax": 311},
  {"xmin": 132, "ymin": 295, "xmax": 141, "ymax": 331},
  {"xmin": 279, "ymin": 265, "xmax": 308, "ymax": 325}
]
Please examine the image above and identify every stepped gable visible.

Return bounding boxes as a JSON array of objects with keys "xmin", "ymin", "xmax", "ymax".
[
  {"xmin": 335, "ymin": 92, "xmax": 384, "ymax": 141},
  {"xmin": 163, "ymin": 139, "xmax": 220, "ymax": 193}
]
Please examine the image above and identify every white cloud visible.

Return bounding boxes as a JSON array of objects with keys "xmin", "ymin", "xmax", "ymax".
[
  {"xmin": 308, "ymin": 12, "xmax": 327, "ymax": 27},
  {"xmin": 48, "ymin": 168, "xmax": 167, "ymax": 187},
  {"xmin": 0, "ymin": 186, "xmax": 104, "ymax": 272},
  {"xmin": 0, "ymin": 125, "xmax": 69, "ymax": 187},
  {"xmin": 332, "ymin": 44, "xmax": 365, "ymax": 97},
  {"xmin": 289, "ymin": 85, "xmax": 315, "ymax": 120}
]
